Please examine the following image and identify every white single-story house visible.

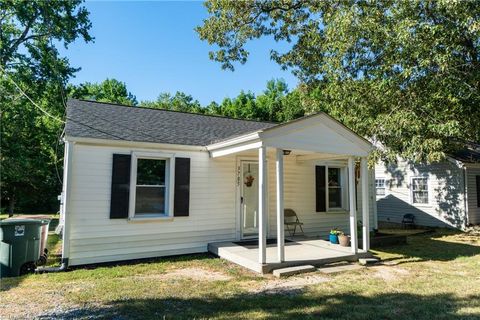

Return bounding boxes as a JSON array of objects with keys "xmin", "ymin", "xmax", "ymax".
[
  {"xmin": 59, "ymin": 99, "xmax": 377, "ymax": 271},
  {"xmin": 375, "ymin": 150, "xmax": 480, "ymax": 230}
]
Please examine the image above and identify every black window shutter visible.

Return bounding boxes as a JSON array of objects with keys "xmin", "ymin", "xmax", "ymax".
[
  {"xmin": 316, "ymin": 166, "xmax": 326, "ymax": 212},
  {"xmin": 476, "ymin": 176, "xmax": 480, "ymax": 207},
  {"xmin": 174, "ymin": 157, "xmax": 191, "ymax": 216},
  {"xmin": 110, "ymin": 154, "xmax": 131, "ymax": 219}
]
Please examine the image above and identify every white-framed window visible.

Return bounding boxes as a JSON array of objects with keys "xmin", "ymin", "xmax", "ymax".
[
  {"xmin": 328, "ymin": 167, "xmax": 343, "ymax": 209},
  {"xmin": 315, "ymin": 163, "xmax": 347, "ymax": 212},
  {"xmin": 411, "ymin": 177, "xmax": 429, "ymax": 204},
  {"xmin": 129, "ymin": 152, "xmax": 175, "ymax": 218},
  {"xmin": 375, "ymin": 178, "xmax": 386, "ymax": 197}
]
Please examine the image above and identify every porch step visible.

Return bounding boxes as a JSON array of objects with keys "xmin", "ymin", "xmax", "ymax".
[
  {"xmin": 358, "ymin": 257, "xmax": 380, "ymax": 266},
  {"xmin": 272, "ymin": 265, "xmax": 316, "ymax": 278}
]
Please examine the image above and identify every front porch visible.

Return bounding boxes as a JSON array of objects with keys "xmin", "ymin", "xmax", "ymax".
[
  {"xmin": 206, "ymin": 112, "xmax": 374, "ymax": 273},
  {"xmin": 209, "ymin": 237, "xmax": 371, "ymax": 274}
]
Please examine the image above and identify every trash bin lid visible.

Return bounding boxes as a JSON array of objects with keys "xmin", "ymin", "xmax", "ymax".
[{"xmin": 0, "ymin": 218, "xmax": 49, "ymax": 226}]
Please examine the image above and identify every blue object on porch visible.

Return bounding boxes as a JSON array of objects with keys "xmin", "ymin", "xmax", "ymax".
[{"xmin": 329, "ymin": 234, "xmax": 339, "ymax": 244}]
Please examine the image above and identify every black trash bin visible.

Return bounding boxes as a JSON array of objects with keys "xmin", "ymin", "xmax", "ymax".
[{"xmin": 0, "ymin": 219, "xmax": 50, "ymax": 277}]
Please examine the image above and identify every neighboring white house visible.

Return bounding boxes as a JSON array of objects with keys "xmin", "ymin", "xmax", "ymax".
[
  {"xmin": 60, "ymin": 99, "xmax": 377, "ymax": 267},
  {"xmin": 375, "ymin": 150, "xmax": 480, "ymax": 230}
]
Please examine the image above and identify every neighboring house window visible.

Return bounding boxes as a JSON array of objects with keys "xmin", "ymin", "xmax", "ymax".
[
  {"xmin": 316, "ymin": 165, "xmax": 346, "ymax": 212},
  {"xmin": 411, "ymin": 177, "xmax": 429, "ymax": 204},
  {"xmin": 129, "ymin": 152, "xmax": 174, "ymax": 217},
  {"xmin": 328, "ymin": 168, "xmax": 342, "ymax": 208},
  {"xmin": 375, "ymin": 178, "xmax": 386, "ymax": 196}
]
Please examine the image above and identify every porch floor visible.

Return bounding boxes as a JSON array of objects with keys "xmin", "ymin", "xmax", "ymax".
[{"xmin": 208, "ymin": 238, "xmax": 371, "ymax": 274}]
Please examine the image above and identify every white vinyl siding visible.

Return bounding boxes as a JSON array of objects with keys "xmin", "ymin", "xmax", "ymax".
[
  {"xmin": 65, "ymin": 143, "xmax": 377, "ymax": 266},
  {"xmin": 466, "ymin": 167, "xmax": 480, "ymax": 225},
  {"xmin": 66, "ymin": 143, "xmax": 237, "ymax": 266},
  {"xmin": 375, "ymin": 159, "xmax": 467, "ymax": 229}
]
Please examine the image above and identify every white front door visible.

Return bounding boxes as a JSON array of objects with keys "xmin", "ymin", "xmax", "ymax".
[{"xmin": 240, "ymin": 161, "xmax": 259, "ymax": 238}]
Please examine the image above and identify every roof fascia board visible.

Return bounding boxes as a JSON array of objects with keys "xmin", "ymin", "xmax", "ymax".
[
  {"xmin": 209, "ymin": 141, "xmax": 262, "ymax": 158},
  {"xmin": 465, "ymin": 162, "xmax": 480, "ymax": 168},
  {"xmin": 446, "ymin": 156, "xmax": 465, "ymax": 168},
  {"xmin": 64, "ymin": 135, "xmax": 206, "ymax": 151},
  {"xmin": 206, "ymin": 131, "xmax": 261, "ymax": 151}
]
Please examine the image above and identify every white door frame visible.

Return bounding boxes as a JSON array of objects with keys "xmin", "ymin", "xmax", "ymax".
[{"xmin": 236, "ymin": 156, "xmax": 267, "ymax": 240}]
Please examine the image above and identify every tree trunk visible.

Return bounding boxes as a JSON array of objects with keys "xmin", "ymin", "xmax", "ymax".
[{"xmin": 8, "ymin": 194, "xmax": 15, "ymax": 217}]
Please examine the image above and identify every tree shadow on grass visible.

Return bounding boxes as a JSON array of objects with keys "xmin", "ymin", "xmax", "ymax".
[
  {"xmin": 377, "ymin": 230, "xmax": 480, "ymax": 264},
  {"xmin": 38, "ymin": 292, "xmax": 480, "ymax": 320}
]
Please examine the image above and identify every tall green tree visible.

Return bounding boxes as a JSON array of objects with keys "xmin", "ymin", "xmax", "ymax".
[
  {"xmin": 197, "ymin": 0, "xmax": 480, "ymax": 162},
  {"xmin": 68, "ymin": 78, "xmax": 138, "ymax": 106},
  {"xmin": 1, "ymin": 0, "xmax": 92, "ymax": 214},
  {"xmin": 256, "ymin": 79, "xmax": 288, "ymax": 122},
  {"xmin": 216, "ymin": 91, "xmax": 262, "ymax": 120},
  {"xmin": 141, "ymin": 92, "xmax": 203, "ymax": 113}
]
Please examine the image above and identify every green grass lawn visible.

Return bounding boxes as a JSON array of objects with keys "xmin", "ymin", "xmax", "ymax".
[{"xmin": 1, "ymin": 229, "xmax": 479, "ymax": 319}]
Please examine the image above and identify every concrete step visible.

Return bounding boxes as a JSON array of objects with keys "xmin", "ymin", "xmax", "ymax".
[
  {"xmin": 358, "ymin": 257, "xmax": 381, "ymax": 266},
  {"xmin": 272, "ymin": 265, "xmax": 316, "ymax": 278}
]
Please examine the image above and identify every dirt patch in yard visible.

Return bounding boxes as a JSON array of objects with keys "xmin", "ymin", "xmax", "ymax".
[
  {"xmin": 370, "ymin": 265, "xmax": 410, "ymax": 281},
  {"xmin": 164, "ymin": 267, "xmax": 233, "ymax": 281},
  {"xmin": 246, "ymin": 273, "xmax": 330, "ymax": 294},
  {"xmin": 132, "ymin": 267, "xmax": 233, "ymax": 282}
]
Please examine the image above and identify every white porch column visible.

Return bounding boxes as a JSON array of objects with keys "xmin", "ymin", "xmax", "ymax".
[
  {"xmin": 348, "ymin": 157, "xmax": 358, "ymax": 254},
  {"xmin": 361, "ymin": 157, "xmax": 370, "ymax": 251},
  {"xmin": 276, "ymin": 149, "xmax": 285, "ymax": 262},
  {"xmin": 258, "ymin": 145, "xmax": 267, "ymax": 264}
]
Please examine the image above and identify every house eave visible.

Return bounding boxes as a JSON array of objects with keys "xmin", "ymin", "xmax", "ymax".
[{"xmin": 64, "ymin": 135, "xmax": 207, "ymax": 152}]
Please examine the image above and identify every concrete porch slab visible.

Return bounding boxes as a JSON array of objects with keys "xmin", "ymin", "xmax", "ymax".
[{"xmin": 208, "ymin": 238, "xmax": 372, "ymax": 274}]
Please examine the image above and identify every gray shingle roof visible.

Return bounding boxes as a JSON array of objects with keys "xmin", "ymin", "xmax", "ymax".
[
  {"xmin": 65, "ymin": 99, "xmax": 277, "ymax": 146},
  {"xmin": 450, "ymin": 148, "xmax": 480, "ymax": 163}
]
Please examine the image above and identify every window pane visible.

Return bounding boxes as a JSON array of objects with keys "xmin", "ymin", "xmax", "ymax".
[
  {"xmin": 328, "ymin": 188, "xmax": 342, "ymax": 208},
  {"xmin": 135, "ymin": 186, "xmax": 165, "ymax": 214},
  {"xmin": 413, "ymin": 191, "xmax": 428, "ymax": 204},
  {"xmin": 137, "ymin": 159, "xmax": 166, "ymax": 185},
  {"xmin": 412, "ymin": 178, "xmax": 427, "ymax": 191},
  {"xmin": 328, "ymin": 168, "xmax": 341, "ymax": 187},
  {"xmin": 412, "ymin": 178, "xmax": 428, "ymax": 204},
  {"xmin": 375, "ymin": 179, "xmax": 385, "ymax": 188},
  {"xmin": 376, "ymin": 179, "xmax": 386, "ymax": 196}
]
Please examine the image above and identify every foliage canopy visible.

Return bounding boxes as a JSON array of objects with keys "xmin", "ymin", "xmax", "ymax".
[
  {"xmin": 0, "ymin": 0, "xmax": 92, "ymax": 213},
  {"xmin": 197, "ymin": 0, "xmax": 480, "ymax": 162}
]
